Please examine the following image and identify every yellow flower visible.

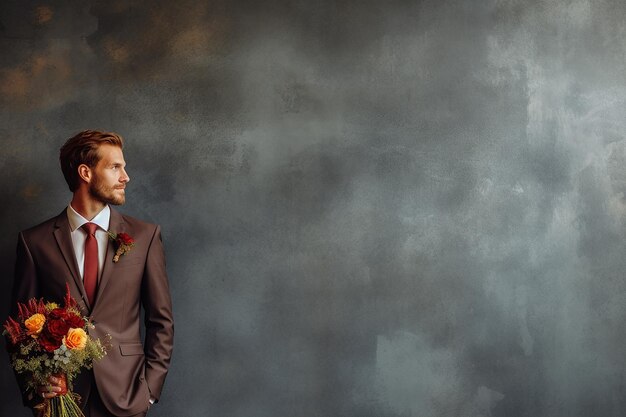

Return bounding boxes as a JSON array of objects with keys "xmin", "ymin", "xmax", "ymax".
[
  {"xmin": 24, "ymin": 313, "xmax": 45, "ymax": 336},
  {"xmin": 45, "ymin": 302, "xmax": 59, "ymax": 310},
  {"xmin": 64, "ymin": 328, "xmax": 88, "ymax": 350}
]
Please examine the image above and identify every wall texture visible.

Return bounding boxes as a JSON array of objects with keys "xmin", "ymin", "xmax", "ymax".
[{"xmin": 2, "ymin": 1, "xmax": 626, "ymax": 416}]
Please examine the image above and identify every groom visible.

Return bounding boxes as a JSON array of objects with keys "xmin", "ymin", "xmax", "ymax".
[{"xmin": 10, "ymin": 130, "xmax": 174, "ymax": 417}]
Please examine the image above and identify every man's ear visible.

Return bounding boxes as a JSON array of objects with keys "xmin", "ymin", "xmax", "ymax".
[{"xmin": 77, "ymin": 164, "xmax": 92, "ymax": 184}]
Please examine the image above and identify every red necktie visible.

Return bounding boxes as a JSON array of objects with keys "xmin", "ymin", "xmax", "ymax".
[{"xmin": 81, "ymin": 222, "xmax": 98, "ymax": 306}]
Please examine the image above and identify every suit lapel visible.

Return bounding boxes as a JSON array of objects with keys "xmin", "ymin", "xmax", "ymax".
[
  {"xmin": 93, "ymin": 207, "xmax": 125, "ymax": 312},
  {"xmin": 53, "ymin": 210, "xmax": 90, "ymax": 309}
]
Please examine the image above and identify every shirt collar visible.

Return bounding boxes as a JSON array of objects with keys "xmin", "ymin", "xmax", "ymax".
[{"xmin": 67, "ymin": 204, "xmax": 111, "ymax": 233}]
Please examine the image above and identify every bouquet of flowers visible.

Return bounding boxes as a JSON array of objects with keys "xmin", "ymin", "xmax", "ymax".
[{"xmin": 3, "ymin": 284, "xmax": 108, "ymax": 417}]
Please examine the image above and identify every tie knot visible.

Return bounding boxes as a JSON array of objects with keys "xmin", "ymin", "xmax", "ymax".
[{"xmin": 81, "ymin": 222, "xmax": 98, "ymax": 236}]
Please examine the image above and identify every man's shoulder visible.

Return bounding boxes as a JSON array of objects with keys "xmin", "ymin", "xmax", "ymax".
[
  {"xmin": 20, "ymin": 210, "xmax": 65, "ymax": 238},
  {"xmin": 114, "ymin": 210, "xmax": 163, "ymax": 246},
  {"xmin": 114, "ymin": 209, "xmax": 160, "ymax": 232}
]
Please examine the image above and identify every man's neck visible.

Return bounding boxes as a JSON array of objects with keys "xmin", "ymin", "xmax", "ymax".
[{"xmin": 70, "ymin": 194, "xmax": 107, "ymax": 221}]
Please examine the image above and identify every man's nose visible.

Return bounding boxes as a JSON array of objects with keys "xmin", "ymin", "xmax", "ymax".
[{"xmin": 120, "ymin": 168, "xmax": 130, "ymax": 183}]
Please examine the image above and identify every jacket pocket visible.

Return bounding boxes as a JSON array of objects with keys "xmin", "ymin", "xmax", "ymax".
[
  {"xmin": 114, "ymin": 258, "xmax": 145, "ymax": 268},
  {"xmin": 119, "ymin": 342, "xmax": 144, "ymax": 356}
]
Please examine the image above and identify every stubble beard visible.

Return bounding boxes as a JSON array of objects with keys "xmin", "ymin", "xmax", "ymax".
[{"xmin": 89, "ymin": 179, "xmax": 125, "ymax": 206}]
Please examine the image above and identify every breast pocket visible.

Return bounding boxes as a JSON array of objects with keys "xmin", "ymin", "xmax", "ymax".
[
  {"xmin": 114, "ymin": 258, "xmax": 145, "ymax": 269},
  {"xmin": 119, "ymin": 342, "xmax": 145, "ymax": 356}
]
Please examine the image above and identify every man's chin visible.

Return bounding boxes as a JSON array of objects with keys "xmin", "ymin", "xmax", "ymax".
[
  {"xmin": 109, "ymin": 197, "xmax": 125, "ymax": 206},
  {"xmin": 99, "ymin": 195, "xmax": 125, "ymax": 206}
]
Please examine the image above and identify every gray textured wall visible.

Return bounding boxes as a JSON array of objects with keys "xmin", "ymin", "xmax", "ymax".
[{"xmin": 2, "ymin": 0, "xmax": 626, "ymax": 416}]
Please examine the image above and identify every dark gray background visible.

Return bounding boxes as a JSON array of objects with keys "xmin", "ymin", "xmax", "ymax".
[{"xmin": 2, "ymin": 0, "xmax": 626, "ymax": 416}]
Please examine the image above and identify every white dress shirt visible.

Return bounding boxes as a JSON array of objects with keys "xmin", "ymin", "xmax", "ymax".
[{"xmin": 66, "ymin": 204, "xmax": 111, "ymax": 281}]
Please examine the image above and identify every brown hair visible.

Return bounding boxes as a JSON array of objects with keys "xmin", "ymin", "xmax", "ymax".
[{"xmin": 59, "ymin": 130, "xmax": 124, "ymax": 192}]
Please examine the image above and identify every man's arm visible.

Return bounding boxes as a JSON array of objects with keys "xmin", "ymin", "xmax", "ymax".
[
  {"xmin": 141, "ymin": 225, "xmax": 174, "ymax": 403},
  {"xmin": 11, "ymin": 232, "xmax": 38, "ymax": 314},
  {"xmin": 9, "ymin": 232, "xmax": 40, "ymax": 406}
]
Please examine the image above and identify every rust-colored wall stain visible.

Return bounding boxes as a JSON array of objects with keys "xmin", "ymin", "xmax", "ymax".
[
  {"xmin": 88, "ymin": 1, "xmax": 230, "ymax": 79},
  {"xmin": 0, "ymin": 47, "xmax": 78, "ymax": 109},
  {"xmin": 0, "ymin": 69, "xmax": 30, "ymax": 101},
  {"xmin": 102, "ymin": 39, "xmax": 130, "ymax": 64},
  {"xmin": 170, "ymin": 18, "xmax": 228, "ymax": 60},
  {"xmin": 21, "ymin": 184, "xmax": 43, "ymax": 200},
  {"xmin": 33, "ymin": 5, "xmax": 54, "ymax": 25}
]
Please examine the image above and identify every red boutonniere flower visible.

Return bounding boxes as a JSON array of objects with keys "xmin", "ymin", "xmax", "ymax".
[{"xmin": 107, "ymin": 231, "xmax": 135, "ymax": 263}]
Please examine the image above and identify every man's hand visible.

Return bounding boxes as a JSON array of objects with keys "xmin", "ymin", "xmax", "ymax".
[{"xmin": 36, "ymin": 374, "xmax": 67, "ymax": 399}]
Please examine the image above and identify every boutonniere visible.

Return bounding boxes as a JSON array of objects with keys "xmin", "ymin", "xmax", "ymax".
[{"xmin": 107, "ymin": 231, "xmax": 135, "ymax": 262}]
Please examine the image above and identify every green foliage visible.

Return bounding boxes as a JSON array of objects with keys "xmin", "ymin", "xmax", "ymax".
[{"xmin": 9, "ymin": 335, "xmax": 108, "ymax": 391}]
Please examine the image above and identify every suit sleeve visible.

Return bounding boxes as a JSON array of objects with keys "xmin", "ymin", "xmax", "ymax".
[
  {"xmin": 141, "ymin": 225, "xmax": 174, "ymax": 403},
  {"xmin": 8, "ymin": 232, "xmax": 40, "ymax": 407},
  {"xmin": 11, "ymin": 232, "xmax": 39, "ymax": 312}
]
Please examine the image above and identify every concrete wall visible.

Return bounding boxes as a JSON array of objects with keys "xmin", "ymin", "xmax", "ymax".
[{"xmin": 2, "ymin": 1, "xmax": 626, "ymax": 416}]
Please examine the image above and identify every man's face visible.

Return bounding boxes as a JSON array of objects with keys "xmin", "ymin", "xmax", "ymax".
[{"xmin": 88, "ymin": 144, "xmax": 130, "ymax": 206}]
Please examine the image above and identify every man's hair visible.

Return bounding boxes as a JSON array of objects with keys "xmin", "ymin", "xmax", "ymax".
[{"xmin": 59, "ymin": 130, "xmax": 124, "ymax": 192}]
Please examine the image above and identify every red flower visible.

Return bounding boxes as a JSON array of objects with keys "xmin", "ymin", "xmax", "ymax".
[
  {"xmin": 49, "ymin": 308, "xmax": 69, "ymax": 321},
  {"xmin": 108, "ymin": 231, "xmax": 135, "ymax": 262},
  {"xmin": 65, "ymin": 313, "xmax": 85, "ymax": 329},
  {"xmin": 117, "ymin": 233, "xmax": 134, "ymax": 245},
  {"xmin": 63, "ymin": 282, "xmax": 78, "ymax": 309},
  {"xmin": 3, "ymin": 317, "xmax": 26, "ymax": 346},
  {"xmin": 17, "ymin": 298, "xmax": 47, "ymax": 321},
  {"xmin": 46, "ymin": 314, "xmax": 70, "ymax": 339},
  {"xmin": 39, "ymin": 332, "xmax": 62, "ymax": 352}
]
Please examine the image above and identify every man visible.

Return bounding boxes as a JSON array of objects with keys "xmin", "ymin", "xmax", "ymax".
[{"xmin": 10, "ymin": 130, "xmax": 174, "ymax": 417}]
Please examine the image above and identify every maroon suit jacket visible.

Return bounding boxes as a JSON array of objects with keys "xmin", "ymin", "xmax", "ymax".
[{"xmin": 10, "ymin": 207, "xmax": 174, "ymax": 416}]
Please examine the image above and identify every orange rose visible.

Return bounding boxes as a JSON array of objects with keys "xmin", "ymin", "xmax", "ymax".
[
  {"xmin": 24, "ymin": 313, "xmax": 46, "ymax": 337},
  {"xmin": 63, "ymin": 328, "xmax": 87, "ymax": 350}
]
